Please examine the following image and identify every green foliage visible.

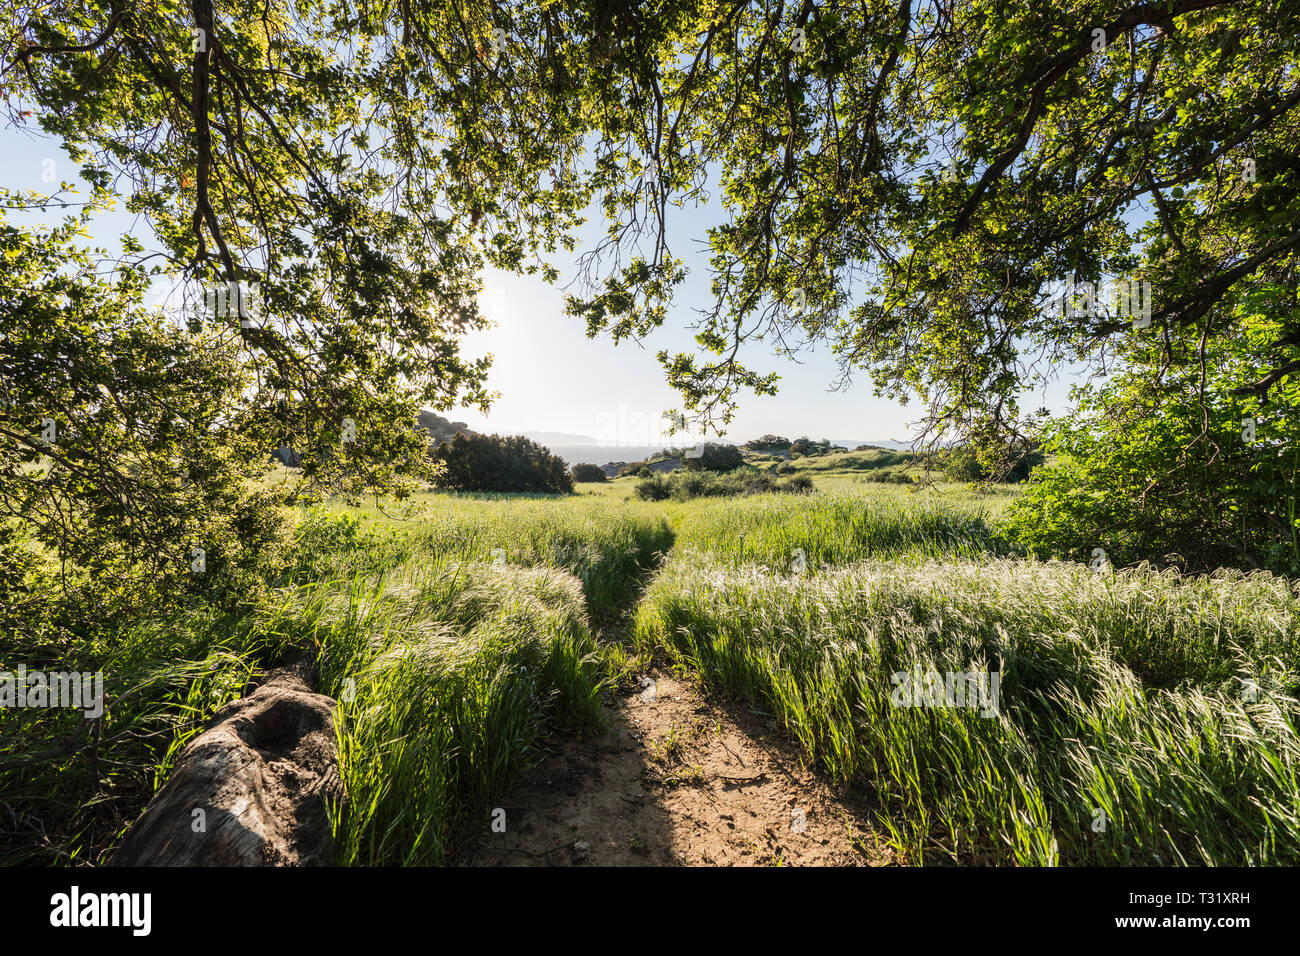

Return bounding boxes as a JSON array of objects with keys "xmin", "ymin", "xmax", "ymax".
[
  {"xmin": 787, "ymin": 437, "xmax": 839, "ymax": 458},
  {"xmin": 635, "ymin": 468, "xmax": 813, "ymax": 501},
  {"xmin": 319, "ymin": 560, "xmax": 605, "ymax": 866},
  {"xmin": 0, "ymin": 195, "xmax": 287, "ymax": 619},
  {"xmin": 0, "ymin": 600, "xmax": 303, "ymax": 864},
  {"xmin": 680, "ymin": 441, "xmax": 744, "ymax": 472},
  {"xmin": 570, "ymin": 463, "xmax": 607, "ymax": 483},
  {"xmin": 942, "ymin": 444, "xmax": 1044, "ymax": 484},
  {"xmin": 8, "ymin": 0, "xmax": 1300, "ymax": 873},
  {"xmin": 671, "ymin": 490, "xmax": 1007, "ymax": 565},
  {"xmin": 5, "ymin": 0, "xmax": 605, "ymax": 628},
  {"xmin": 545, "ymin": 1, "xmax": 1300, "ymax": 457},
  {"xmin": 862, "ymin": 471, "xmax": 915, "ymax": 485},
  {"xmin": 2, "ymin": 492, "xmax": 672, "ymax": 865},
  {"xmin": 634, "ymin": 555, "xmax": 1300, "ymax": 865},
  {"xmin": 303, "ymin": 494, "xmax": 673, "ymax": 622},
  {"xmin": 745, "ymin": 434, "xmax": 790, "ymax": 449},
  {"xmin": 1003, "ymin": 310, "xmax": 1300, "ymax": 576},
  {"xmin": 430, "ymin": 433, "xmax": 574, "ymax": 494}
]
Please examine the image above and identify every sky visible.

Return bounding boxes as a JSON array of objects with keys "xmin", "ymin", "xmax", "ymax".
[{"xmin": 2, "ymin": 122, "xmax": 1080, "ymax": 448}]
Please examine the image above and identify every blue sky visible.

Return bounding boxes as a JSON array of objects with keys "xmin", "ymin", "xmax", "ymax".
[{"xmin": 2, "ymin": 122, "xmax": 1080, "ymax": 446}]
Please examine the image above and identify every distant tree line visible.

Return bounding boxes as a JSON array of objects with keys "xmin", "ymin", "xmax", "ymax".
[{"xmin": 430, "ymin": 434, "xmax": 573, "ymax": 494}]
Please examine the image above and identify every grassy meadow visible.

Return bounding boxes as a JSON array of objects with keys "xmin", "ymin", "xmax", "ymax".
[{"xmin": 5, "ymin": 451, "xmax": 1297, "ymax": 867}]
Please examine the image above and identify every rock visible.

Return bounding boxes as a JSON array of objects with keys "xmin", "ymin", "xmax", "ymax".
[
  {"xmin": 612, "ymin": 457, "xmax": 681, "ymax": 478},
  {"xmin": 572, "ymin": 840, "xmax": 590, "ymax": 862},
  {"xmin": 418, "ymin": 409, "xmax": 476, "ymax": 447},
  {"xmin": 643, "ymin": 458, "xmax": 681, "ymax": 474},
  {"xmin": 110, "ymin": 666, "xmax": 344, "ymax": 867}
]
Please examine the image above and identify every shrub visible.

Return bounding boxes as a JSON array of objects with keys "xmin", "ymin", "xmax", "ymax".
[
  {"xmin": 1002, "ymin": 349, "xmax": 1300, "ymax": 576},
  {"xmin": 681, "ymin": 442, "xmax": 745, "ymax": 472},
  {"xmin": 633, "ymin": 474, "xmax": 672, "ymax": 500},
  {"xmin": 430, "ymin": 434, "xmax": 574, "ymax": 494},
  {"xmin": 634, "ymin": 468, "xmax": 814, "ymax": 501},
  {"xmin": 571, "ymin": 463, "xmax": 608, "ymax": 483},
  {"xmin": 864, "ymin": 471, "xmax": 914, "ymax": 484},
  {"xmin": 745, "ymin": 434, "xmax": 790, "ymax": 450},
  {"xmin": 943, "ymin": 444, "xmax": 1044, "ymax": 483}
]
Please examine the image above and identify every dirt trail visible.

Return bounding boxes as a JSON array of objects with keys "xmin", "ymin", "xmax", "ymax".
[{"xmin": 458, "ymin": 669, "xmax": 894, "ymax": 867}]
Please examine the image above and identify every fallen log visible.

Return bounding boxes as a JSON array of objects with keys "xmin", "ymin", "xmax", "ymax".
[{"xmin": 110, "ymin": 665, "xmax": 345, "ymax": 866}]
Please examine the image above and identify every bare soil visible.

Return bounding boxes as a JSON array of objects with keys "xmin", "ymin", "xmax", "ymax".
[{"xmin": 457, "ymin": 669, "xmax": 895, "ymax": 867}]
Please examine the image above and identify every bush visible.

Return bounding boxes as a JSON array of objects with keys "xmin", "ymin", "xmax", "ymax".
[
  {"xmin": 633, "ymin": 474, "xmax": 671, "ymax": 500},
  {"xmin": 634, "ymin": 468, "xmax": 814, "ymax": 501},
  {"xmin": 789, "ymin": 437, "xmax": 836, "ymax": 457},
  {"xmin": 745, "ymin": 434, "xmax": 790, "ymax": 450},
  {"xmin": 777, "ymin": 463, "xmax": 796, "ymax": 475},
  {"xmin": 1002, "ymin": 345, "xmax": 1300, "ymax": 577},
  {"xmin": 863, "ymin": 471, "xmax": 914, "ymax": 484},
  {"xmin": 681, "ymin": 442, "xmax": 746, "ymax": 472},
  {"xmin": 571, "ymin": 463, "xmax": 608, "ymax": 483},
  {"xmin": 618, "ymin": 458, "xmax": 668, "ymax": 477},
  {"xmin": 430, "ymin": 433, "xmax": 574, "ymax": 494},
  {"xmin": 636, "ymin": 466, "xmax": 653, "ymax": 479},
  {"xmin": 942, "ymin": 444, "xmax": 1044, "ymax": 483}
]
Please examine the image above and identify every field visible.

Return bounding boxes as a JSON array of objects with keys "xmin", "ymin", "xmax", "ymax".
[{"xmin": 5, "ymin": 457, "xmax": 1298, "ymax": 866}]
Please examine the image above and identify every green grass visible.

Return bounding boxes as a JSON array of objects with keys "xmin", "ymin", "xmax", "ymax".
[
  {"xmin": 0, "ymin": 602, "xmax": 306, "ymax": 864},
  {"xmin": 11, "ymin": 473, "xmax": 1299, "ymax": 869},
  {"xmin": 310, "ymin": 558, "xmax": 605, "ymax": 865},
  {"xmin": 670, "ymin": 488, "xmax": 1014, "ymax": 566},
  {"xmin": 296, "ymin": 493, "xmax": 673, "ymax": 621},
  {"xmin": 632, "ymin": 553, "xmax": 1300, "ymax": 865},
  {"xmin": 2, "ymin": 490, "xmax": 670, "ymax": 866}
]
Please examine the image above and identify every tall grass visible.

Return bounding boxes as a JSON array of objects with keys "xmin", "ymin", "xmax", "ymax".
[
  {"xmin": 311, "ymin": 559, "xmax": 605, "ymax": 865},
  {"xmin": 18, "ymin": 475, "xmax": 1296, "ymax": 870},
  {"xmin": 297, "ymin": 494, "xmax": 674, "ymax": 620},
  {"xmin": 671, "ymin": 490, "xmax": 1011, "ymax": 566},
  {"xmin": 6, "ymin": 492, "xmax": 669, "ymax": 866},
  {"xmin": 633, "ymin": 555, "xmax": 1300, "ymax": 865}
]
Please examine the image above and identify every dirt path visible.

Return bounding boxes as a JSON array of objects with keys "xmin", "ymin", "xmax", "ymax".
[{"xmin": 458, "ymin": 669, "xmax": 895, "ymax": 867}]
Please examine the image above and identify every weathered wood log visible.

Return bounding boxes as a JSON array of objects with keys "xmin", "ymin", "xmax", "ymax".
[{"xmin": 110, "ymin": 666, "xmax": 344, "ymax": 866}]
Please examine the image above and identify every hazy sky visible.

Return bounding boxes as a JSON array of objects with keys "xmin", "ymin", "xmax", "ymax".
[{"xmin": 3, "ymin": 123, "xmax": 1079, "ymax": 446}]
